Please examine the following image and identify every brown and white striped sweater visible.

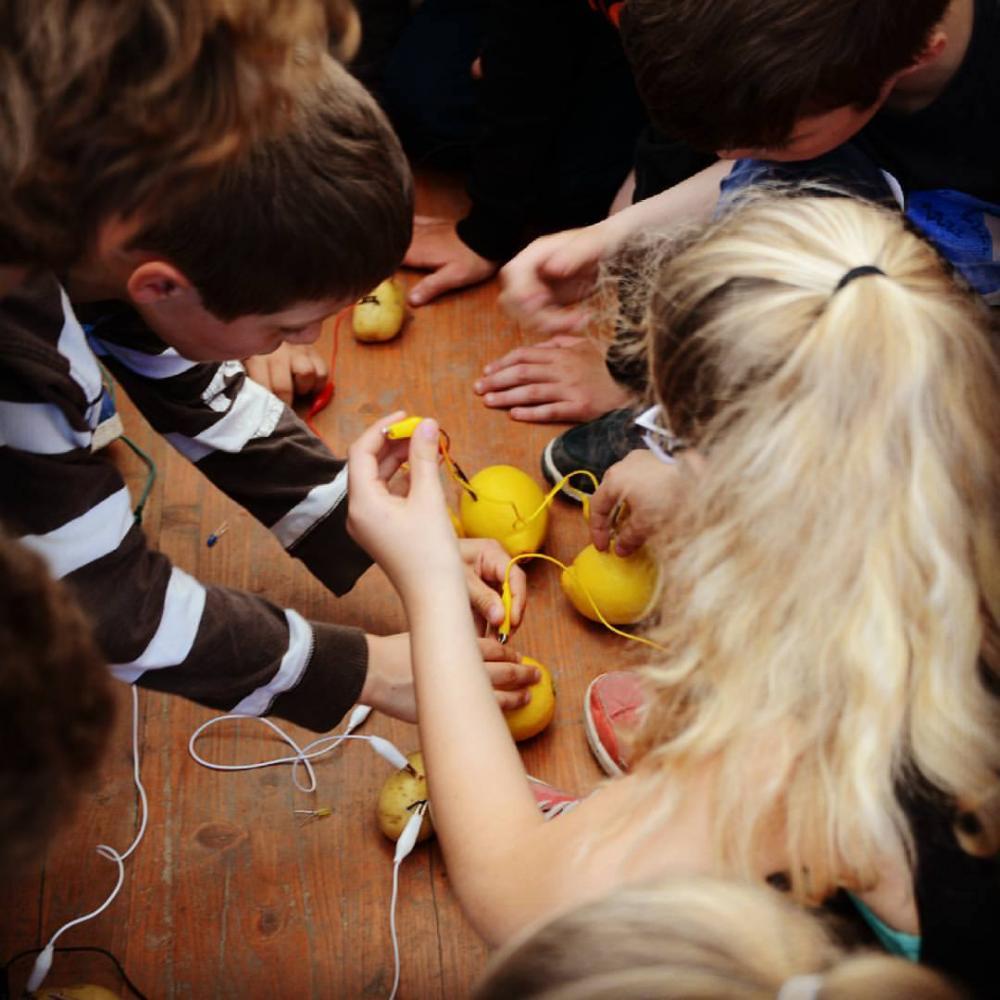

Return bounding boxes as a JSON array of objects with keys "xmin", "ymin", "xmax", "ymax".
[{"xmin": 0, "ymin": 271, "xmax": 372, "ymax": 731}]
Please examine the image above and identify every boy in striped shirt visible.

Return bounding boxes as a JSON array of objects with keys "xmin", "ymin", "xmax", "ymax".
[{"xmin": 0, "ymin": 55, "xmax": 535, "ymax": 733}]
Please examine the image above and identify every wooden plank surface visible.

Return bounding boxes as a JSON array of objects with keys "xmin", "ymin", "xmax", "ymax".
[{"xmin": 1, "ymin": 171, "xmax": 620, "ymax": 998}]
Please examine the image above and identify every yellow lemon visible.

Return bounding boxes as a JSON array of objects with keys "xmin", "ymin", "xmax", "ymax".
[
  {"xmin": 561, "ymin": 545, "xmax": 661, "ymax": 625},
  {"xmin": 353, "ymin": 278, "xmax": 406, "ymax": 342},
  {"xmin": 504, "ymin": 657, "xmax": 556, "ymax": 742},
  {"xmin": 459, "ymin": 465, "xmax": 549, "ymax": 556},
  {"xmin": 377, "ymin": 750, "xmax": 434, "ymax": 843}
]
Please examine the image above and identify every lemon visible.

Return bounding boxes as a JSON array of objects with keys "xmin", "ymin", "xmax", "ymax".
[
  {"xmin": 504, "ymin": 657, "xmax": 556, "ymax": 742},
  {"xmin": 561, "ymin": 544, "xmax": 661, "ymax": 625},
  {"xmin": 377, "ymin": 750, "xmax": 434, "ymax": 843},
  {"xmin": 353, "ymin": 278, "xmax": 406, "ymax": 342},
  {"xmin": 459, "ymin": 465, "xmax": 549, "ymax": 556}
]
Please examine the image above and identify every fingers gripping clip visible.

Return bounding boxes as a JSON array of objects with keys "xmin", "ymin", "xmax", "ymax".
[
  {"xmin": 498, "ymin": 578, "xmax": 513, "ymax": 645},
  {"xmin": 383, "ymin": 415, "xmax": 424, "ymax": 440}
]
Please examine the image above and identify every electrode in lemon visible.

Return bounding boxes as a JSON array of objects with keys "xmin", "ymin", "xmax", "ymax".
[
  {"xmin": 459, "ymin": 465, "xmax": 549, "ymax": 556},
  {"xmin": 561, "ymin": 544, "xmax": 661, "ymax": 625}
]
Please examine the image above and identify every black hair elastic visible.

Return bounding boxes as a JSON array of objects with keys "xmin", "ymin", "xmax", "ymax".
[{"xmin": 835, "ymin": 265, "xmax": 885, "ymax": 292}]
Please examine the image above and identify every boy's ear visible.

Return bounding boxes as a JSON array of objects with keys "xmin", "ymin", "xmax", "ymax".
[
  {"xmin": 900, "ymin": 28, "xmax": 949, "ymax": 77},
  {"xmin": 126, "ymin": 261, "xmax": 195, "ymax": 306}
]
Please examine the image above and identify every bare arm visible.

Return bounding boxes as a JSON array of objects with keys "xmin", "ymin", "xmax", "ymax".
[
  {"xmin": 346, "ymin": 415, "xmax": 718, "ymax": 944},
  {"xmin": 499, "ymin": 160, "xmax": 733, "ymax": 334}
]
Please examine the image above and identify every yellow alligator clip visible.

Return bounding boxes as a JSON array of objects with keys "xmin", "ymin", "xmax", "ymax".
[
  {"xmin": 497, "ymin": 578, "xmax": 513, "ymax": 644},
  {"xmin": 383, "ymin": 415, "xmax": 425, "ymax": 440}
]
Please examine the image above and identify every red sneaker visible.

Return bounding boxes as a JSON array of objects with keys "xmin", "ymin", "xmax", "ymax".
[
  {"xmin": 526, "ymin": 775, "xmax": 581, "ymax": 820},
  {"xmin": 584, "ymin": 671, "xmax": 645, "ymax": 776}
]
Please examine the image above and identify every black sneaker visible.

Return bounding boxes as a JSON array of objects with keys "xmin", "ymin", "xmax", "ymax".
[{"xmin": 540, "ymin": 409, "xmax": 647, "ymax": 501}]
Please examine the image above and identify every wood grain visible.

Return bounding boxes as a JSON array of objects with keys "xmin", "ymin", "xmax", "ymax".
[{"xmin": 1, "ymin": 171, "xmax": 622, "ymax": 998}]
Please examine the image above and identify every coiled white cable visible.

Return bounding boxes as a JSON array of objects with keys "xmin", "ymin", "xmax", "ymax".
[
  {"xmin": 186, "ymin": 705, "xmax": 412, "ymax": 790},
  {"xmin": 188, "ymin": 705, "xmax": 424, "ymax": 1000},
  {"xmin": 27, "ymin": 685, "xmax": 149, "ymax": 993}
]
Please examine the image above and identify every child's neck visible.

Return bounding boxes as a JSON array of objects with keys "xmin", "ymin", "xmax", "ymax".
[
  {"xmin": 65, "ymin": 253, "xmax": 130, "ymax": 304},
  {"xmin": 886, "ymin": 0, "xmax": 975, "ymax": 113}
]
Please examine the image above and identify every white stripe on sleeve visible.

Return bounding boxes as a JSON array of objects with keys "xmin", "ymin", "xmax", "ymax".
[
  {"xmin": 20, "ymin": 486, "xmax": 134, "ymax": 579},
  {"xmin": 166, "ymin": 378, "xmax": 284, "ymax": 463},
  {"xmin": 57, "ymin": 286, "xmax": 103, "ymax": 403},
  {"xmin": 112, "ymin": 567, "xmax": 207, "ymax": 684},
  {"xmin": 270, "ymin": 467, "xmax": 349, "ymax": 549},
  {"xmin": 229, "ymin": 609, "xmax": 313, "ymax": 717},
  {"xmin": 0, "ymin": 399, "xmax": 93, "ymax": 454},
  {"xmin": 91, "ymin": 338, "xmax": 200, "ymax": 379}
]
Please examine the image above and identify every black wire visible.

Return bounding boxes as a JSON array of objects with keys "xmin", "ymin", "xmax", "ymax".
[{"xmin": 1, "ymin": 946, "xmax": 148, "ymax": 999}]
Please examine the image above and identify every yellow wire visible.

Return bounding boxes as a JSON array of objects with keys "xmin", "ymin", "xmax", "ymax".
[
  {"xmin": 442, "ymin": 457, "xmax": 601, "ymax": 529},
  {"xmin": 500, "ymin": 552, "xmax": 665, "ymax": 652}
]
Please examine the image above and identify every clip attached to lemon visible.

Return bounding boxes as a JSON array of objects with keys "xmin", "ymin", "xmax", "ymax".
[{"xmin": 384, "ymin": 415, "xmax": 425, "ymax": 440}]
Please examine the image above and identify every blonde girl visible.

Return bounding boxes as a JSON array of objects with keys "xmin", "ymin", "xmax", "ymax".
[
  {"xmin": 346, "ymin": 195, "xmax": 1000, "ymax": 995},
  {"xmin": 476, "ymin": 876, "xmax": 958, "ymax": 999}
]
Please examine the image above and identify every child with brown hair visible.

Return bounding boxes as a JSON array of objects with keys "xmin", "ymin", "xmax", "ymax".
[
  {"xmin": 0, "ymin": 0, "xmax": 362, "ymax": 278},
  {"xmin": 0, "ymin": 531, "xmax": 114, "ymax": 873},
  {"xmin": 486, "ymin": 1, "xmax": 1000, "ymax": 488},
  {"xmin": 346, "ymin": 193, "xmax": 1000, "ymax": 996},
  {"xmin": 1, "ymin": 42, "xmax": 536, "ymax": 732}
]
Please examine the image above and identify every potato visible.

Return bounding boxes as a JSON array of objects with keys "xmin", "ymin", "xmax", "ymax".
[
  {"xmin": 353, "ymin": 278, "xmax": 406, "ymax": 342},
  {"xmin": 377, "ymin": 750, "xmax": 434, "ymax": 843}
]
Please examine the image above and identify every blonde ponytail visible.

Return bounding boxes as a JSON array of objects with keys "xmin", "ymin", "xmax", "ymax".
[{"xmin": 631, "ymin": 195, "xmax": 1000, "ymax": 898}]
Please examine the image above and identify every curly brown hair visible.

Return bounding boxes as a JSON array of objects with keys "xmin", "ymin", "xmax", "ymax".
[
  {"xmin": 0, "ymin": 532, "xmax": 115, "ymax": 871},
  {"xmin": 0, "ymin": 0, "xmax": 358, "ymax": 266}
]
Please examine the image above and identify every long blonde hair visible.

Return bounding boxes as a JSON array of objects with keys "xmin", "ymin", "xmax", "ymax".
[
  {"xmin": 475, "ymin": 876, "xmax": 958, "ymax": 999},
  {"xmin": 633, "ymin": 195, "xmax": 1000, "ymax": 900}
]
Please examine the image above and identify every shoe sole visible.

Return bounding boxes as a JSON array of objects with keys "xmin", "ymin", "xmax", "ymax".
[
  {"xmin": 583, "ymin": 676, "xmax": 626, "ymax": 778},
  {"xmin": 541, "ymin": 438, "xmax": 587, "ymax": 505}
]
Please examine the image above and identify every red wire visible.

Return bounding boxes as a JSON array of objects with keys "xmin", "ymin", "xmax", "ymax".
[{"xmin": 305, "ymin": 308, "xmax": 345, "ymax": 439}]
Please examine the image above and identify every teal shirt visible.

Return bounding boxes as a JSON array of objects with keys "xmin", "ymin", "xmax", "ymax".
[{"xmin": 847, "ymin": 894, "xmax": 921, "ymax": 962}]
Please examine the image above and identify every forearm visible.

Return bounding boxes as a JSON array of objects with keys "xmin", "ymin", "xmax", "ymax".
[
  {"xmin": 604, "ymin": 159, "xmax": 733, "ymax": 242},
  {"xmin": 95, "ymin": 323, "xmax": 372, "ymax": 594},
  {"xmin": 404, "ymin": 574, "xmax": 544, "ymax": 941}
]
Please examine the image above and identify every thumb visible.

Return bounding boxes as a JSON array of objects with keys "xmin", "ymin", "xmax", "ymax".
[
  {"xmin": 407, "ymin": 418, "xmax": 445, "ymax": 496},
  {"xmin": 466, "ymin": 571, "xmax": 505, "ymax": 625}
]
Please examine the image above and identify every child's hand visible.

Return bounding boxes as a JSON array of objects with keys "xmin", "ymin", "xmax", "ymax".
[
  {"xmin": 404, "ymin": 216, "xmax": 498, "ymax": 306},
  {"xmin": 347, "ymin": 412, "xmax": 466, "ymax": 597},
  {"xmin": 590, "ymin": 450, "xmax": 696, "ymax": 556},
  {"xmin": 244, "ymin": 342, "xmax": 329, "ymax": 406},
  {"xmin": 498, "ymin": 220, "xmax": 625, "ymax": 335},
  {"xmin": 362, "ymin": 632, "xmax": 540, "ymax": 722},
  {"xmin": 458, "ymin": 538, "xmax": 527, "ymax": 632},
  {"xmin": 474, "ymin": 335, "xmax": 633, "ymax": 423}
]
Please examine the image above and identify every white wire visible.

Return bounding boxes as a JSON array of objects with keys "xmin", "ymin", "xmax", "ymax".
[
  {"xmin": 188, "ymin": 706, "xmax": 423, "ymax": 1000},
  {"xmin": 388, "ymin": 859, "xmax": 404, "ymax": 1000},
  {"xmin": 27, "ymin": 685, "xmax": 148, "ymax": 993},
  {"xmin": 187, "ymin": 706, "xmax": 394, "ymax": 794}
]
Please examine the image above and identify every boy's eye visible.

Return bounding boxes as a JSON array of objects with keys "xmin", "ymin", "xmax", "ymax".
[{"xmin": 279, "ymin": 325, "xmax": 306, "ymax": 336}]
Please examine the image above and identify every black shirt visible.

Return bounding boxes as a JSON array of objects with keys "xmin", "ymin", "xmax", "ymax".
[{"xmin": 856, "ymin": 0, "xmax": 1000, "ymax": 202}]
